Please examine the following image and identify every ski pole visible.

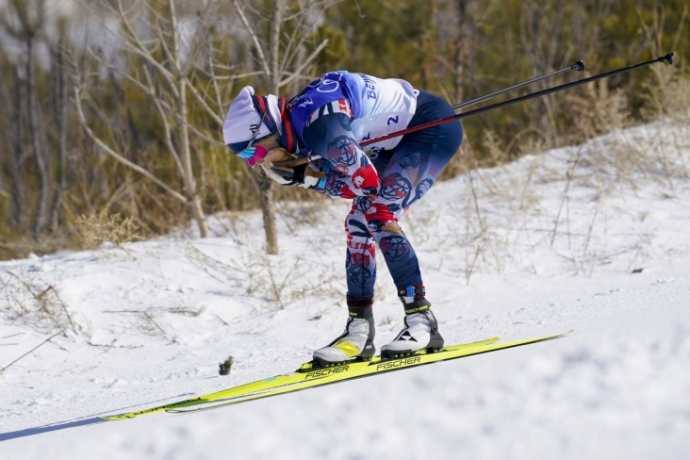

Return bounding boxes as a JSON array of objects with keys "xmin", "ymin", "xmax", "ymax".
[
  {"xmin": 453, "ymin": 60, "xmax": 585, "ymax": 111},
  {"xmin": 361, "ymin": 52, "xmax": 674, "ymax": 148}
]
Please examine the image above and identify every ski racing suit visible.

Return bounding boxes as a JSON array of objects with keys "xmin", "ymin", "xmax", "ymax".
[{"xmin": 287, "ymin": 71, "xmax": 463, "ymax": 305}]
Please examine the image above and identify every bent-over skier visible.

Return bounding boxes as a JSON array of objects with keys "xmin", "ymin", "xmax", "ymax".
[{"xmin": 223, "ymin": 71, "xmax": 463, "ymax": 366}]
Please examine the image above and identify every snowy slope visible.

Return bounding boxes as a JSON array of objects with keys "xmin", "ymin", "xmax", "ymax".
[{"xmin": 1, "ymin": 118, "xmax": 689, "ymax": 460}]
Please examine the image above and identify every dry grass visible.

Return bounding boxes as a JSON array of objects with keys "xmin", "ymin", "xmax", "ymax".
[
  {"xmin": 641, "ymin": 67, "xmax": 690, "ymax": 123},
  {"xmin": 0, "ymin": 270, "xmax": 77, "ymax": 335},
  {"xmin": 430, "ymin": 72, "xmax": 690, "ymax": 283},
  {"xmin": 0, "ymin": 231, "xmax": 75, "ymax": 260},
  {"xmin": 74, "ymin": 212, "xmax": 146, "ymax": 250}
]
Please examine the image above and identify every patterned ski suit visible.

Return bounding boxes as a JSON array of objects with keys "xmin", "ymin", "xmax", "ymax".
[{"xmin": 287, "ymin": 71, "xmax": 463, "ymax": 303}]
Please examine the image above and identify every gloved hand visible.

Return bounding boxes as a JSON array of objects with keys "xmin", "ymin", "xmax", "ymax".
[
  {"xmin": 261, "ymin": 157, "xmax": 328, "ymax": 189},
  {"xmin": 257, "ymin": 148, "xmax": 296, "ymax": 185}
]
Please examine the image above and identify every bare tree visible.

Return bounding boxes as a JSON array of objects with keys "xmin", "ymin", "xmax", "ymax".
[
  {"xmin": 2, "ymin": 0, "xmax": 51, "ymax": 235},
  {"xmin": 6, "ymin": 68, "xmax": 27, "ymax": 229},
  {"xmin": 0, "ymin": 74, "xmax": 11, "ymax": 213},
  {"xmin": 73, "ymin": 0, "xmax": 237, "ymax": 238},
  {"xmin": 231, "ymin": 0, "xmax": 332, "ymax": 254},
  {"xmin": 50, "ymin": 38, "xmax": 68, "ymax": 232},
  {"xmin": 519, "ymin": 0, "xmax": 621, "ymax": 149},
  {"xmin": 454, "ymin": 0, "xmax": 470, "ymax": 102}
]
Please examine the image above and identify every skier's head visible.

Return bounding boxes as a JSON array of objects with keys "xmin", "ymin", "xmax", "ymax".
[{"xmin": 223, "ymin": 86, "xmax": 284, "ymax": 164}]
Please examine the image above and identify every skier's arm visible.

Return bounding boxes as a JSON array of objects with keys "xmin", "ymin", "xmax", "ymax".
[
  {"xmin": 261, "ymin": 156, "xmax": 355, "ymax": 199},
  {"xmin": 303, "ymin": 108, "xmax": 379, "ymax": 198},
  {"xmin": 258, "ymin": 148, "xmax": 328, "ymax": 189}
]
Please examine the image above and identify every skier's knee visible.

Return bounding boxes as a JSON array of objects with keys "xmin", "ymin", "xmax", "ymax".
[
  {"xmin": 344, "ymin": 211, "xmax": 371, "ymax": 239},
  {"xmin": 363, "ymin": 203, "xmax": 403, "ymax": 236}
]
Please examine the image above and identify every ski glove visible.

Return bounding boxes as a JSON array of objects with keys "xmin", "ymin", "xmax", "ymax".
[
  {"xmin": 256, "ymin": 147, "xmax": 298, "ymax": 186},
  {"xmin": 261, "ymin": 158, "xmax": 328, "ymax": 189}
]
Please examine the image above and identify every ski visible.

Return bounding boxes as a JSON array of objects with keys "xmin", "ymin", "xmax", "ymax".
[
  {"xmin": 0, "ymin": 332, "xmax": 570, "ymax": 441},
  {"xmin": 103, "ymin": 336, "xmax": 499, "ymax": 421},
  {"xmin": 166, "ymin": 330, "xmax": 572, "ymax": 414}
]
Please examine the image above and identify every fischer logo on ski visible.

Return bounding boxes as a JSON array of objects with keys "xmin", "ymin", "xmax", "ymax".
[
  {"xmin": 376, "ymin": 356, "xmax": 422, "ymax": 370},
  {"xmin": 305, "ymin": 365, "xmax": 352, "ymax": 380}
]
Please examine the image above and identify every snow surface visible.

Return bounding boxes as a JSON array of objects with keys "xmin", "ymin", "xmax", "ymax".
[{"xmin": 1, "ymin": 118, "xmax": 690, "ymax": 459}]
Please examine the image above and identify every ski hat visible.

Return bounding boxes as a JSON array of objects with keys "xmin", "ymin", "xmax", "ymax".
[{"xmin": 223, "ymin": 86, "xmax": 284, "ymax": 153}]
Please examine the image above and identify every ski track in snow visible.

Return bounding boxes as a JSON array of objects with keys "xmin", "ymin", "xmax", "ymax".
[{"xmin": 1, "ymin": 118, "xmax": 690, "ymax": 459}]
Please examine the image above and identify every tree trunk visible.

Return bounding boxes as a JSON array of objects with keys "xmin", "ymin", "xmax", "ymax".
[
  {"xmin": 259, "ymin": 176, "xmax": 279, "ymax": 254},
  {"xmin": 269, "ymin": 0, "xmax": 282, "ymax": 94},
  {"xmin": 9, "ymin": 68, "xmax": 27, "ymax": 229},
  {"xmin": 174, "ymin": 32, "xmax": 209, "ymax": 238},
  {"xmin": 177, "ymin": 78, "xmax": 209, "ymax": 238},
  {"xmin": 26, "ymin": 34, "xmax": 51, "ymax": 236},
  {"xmin": 255, "ymin": 0, "xmax": 285, "ymax": 255},
  {"xmin": 454, "ymin": 0, "xmax": 468, "ymax": 103},
  {"xmin": 50, "ymin": 40, "xmax": 67, "ymax": 232},
  {"xmin": 168, "ymin": 0, "xmax": 208, "ymax": 238}
]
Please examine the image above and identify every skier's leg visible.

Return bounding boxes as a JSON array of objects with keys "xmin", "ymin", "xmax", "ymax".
[
  {"xmin": 313, "ymin": 198, "xmax": 377, "ymax": 365},
  {"xmin": 366, "ymin": 135, "xmax": 461, "ymax": 303},
  {"xmin": 368, "ymin": 90, "xmax": 463, "ymax": 357},
  {"xmin": 363, "ymin": 179, "xmax": 445, "ymax": 357},
  {"xmin": 314, "ymin": 90, "xmax": 463, "ymax": 362},
  {"xmin": 344, "ymin": 198, "xmax": 377, "ymax": 301}
]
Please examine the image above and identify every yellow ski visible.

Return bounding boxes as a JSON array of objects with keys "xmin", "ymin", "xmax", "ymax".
[
  {"xmin": 104, "ymin": 336, "xmax": 499, "ymax": 421},
  {"xmin": 165, "ymin": 330, "xmax": 572, "ymax": 415}
]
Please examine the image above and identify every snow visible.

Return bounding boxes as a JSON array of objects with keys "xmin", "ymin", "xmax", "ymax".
[{"xmin": 1, "ymin": 117, "xmax": 690, "ymax": 459}]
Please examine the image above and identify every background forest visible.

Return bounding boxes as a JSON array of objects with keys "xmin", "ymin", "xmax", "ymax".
[{"xmin": 0, "ymin": 0, "xmax": 687, "ymax": 260}]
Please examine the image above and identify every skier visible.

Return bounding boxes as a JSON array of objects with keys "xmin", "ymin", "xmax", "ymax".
[{"xmin": 223, "ymin": 71, "xmax": 463, "ymax": 366}]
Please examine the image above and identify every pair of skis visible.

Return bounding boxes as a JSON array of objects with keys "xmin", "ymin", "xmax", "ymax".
[
  {"xmin": 0, "ymin": 330, "xmax": 571, "ymax": 441},
  {"xmin": 105, "ymin": 330, "xmax": 572, "ymax": 419}
]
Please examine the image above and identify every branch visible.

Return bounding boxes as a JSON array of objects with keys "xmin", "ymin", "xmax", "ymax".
[
  {"xmin": 278, "ymin": 1, "xmax": 314, "ymax": 76},
  {"xmin": 86, "ymin": 46, "xmax": 224, "ymax": 149},
  {"xmin": 0, "ymin": 330, "xmax": 64, "ymax": 374},
  {"xmin": 153, "ymin": 8, "xmax": 225, "ymax": 127},
  {"xmin": 115, "ymin": 0, "xmax": 179, "ymax": 99},
  {"xmin": 183, "ymin": 72, "xmax": 225, "ymax": 126},
  {"xmin": 206, "ymin": 28, "xmax": 226, "ymax": 123},
  {"xmin": 183, "ymin": 120, "xmax": 227, "ymax": 147},
  {"xmin": 204, "ymin": 70, "xmax": 264, "ymax": 79},
  {"xmin": 143, "ymin": 64, "xmax": 185, "ymax": 177},
  {"xmin": 279, "ymin": 38, "xmax": 329, "ymax": 87},
  {"xmin": 232, "ymin": 0, "xmax": 271, "ymax": 78},
  {"xmin": 73, "ymin": 84, "xmax": 187, "ymax": 204},
  {"xmin": 169, "ymin": 0, "xmax": 181, "ymax": 69},
  {"xmin": 269, "ymin": 0, "xmax": 284, "ymax": 92},
  {"xmin": 92, "ymin": 3, "xmax": 225, "ymax": 131}
]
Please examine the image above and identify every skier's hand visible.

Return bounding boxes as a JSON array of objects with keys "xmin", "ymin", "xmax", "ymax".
[
  {"xmin": 260, "ymin": 161, "xmax": 294, "ymax": 185},
  {"xmin": 261, "ymin": 159, "xmax": 326, "ymax": 189},
  {"xmin": 257, "ymin": 148, "xmax": 296, "ymax": 185},
  {"xmin": 290, "ymin": 162, "xmax": 327, "ymax": 189}
]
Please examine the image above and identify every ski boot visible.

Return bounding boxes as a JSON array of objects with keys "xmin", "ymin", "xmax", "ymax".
[
  {"xmin": 381, "ymin": 285, "xmax": 444, "ymax": 359},
  {"xmin": 313, "ymin": 298, "xmax": 376, "ymax": 367}
]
